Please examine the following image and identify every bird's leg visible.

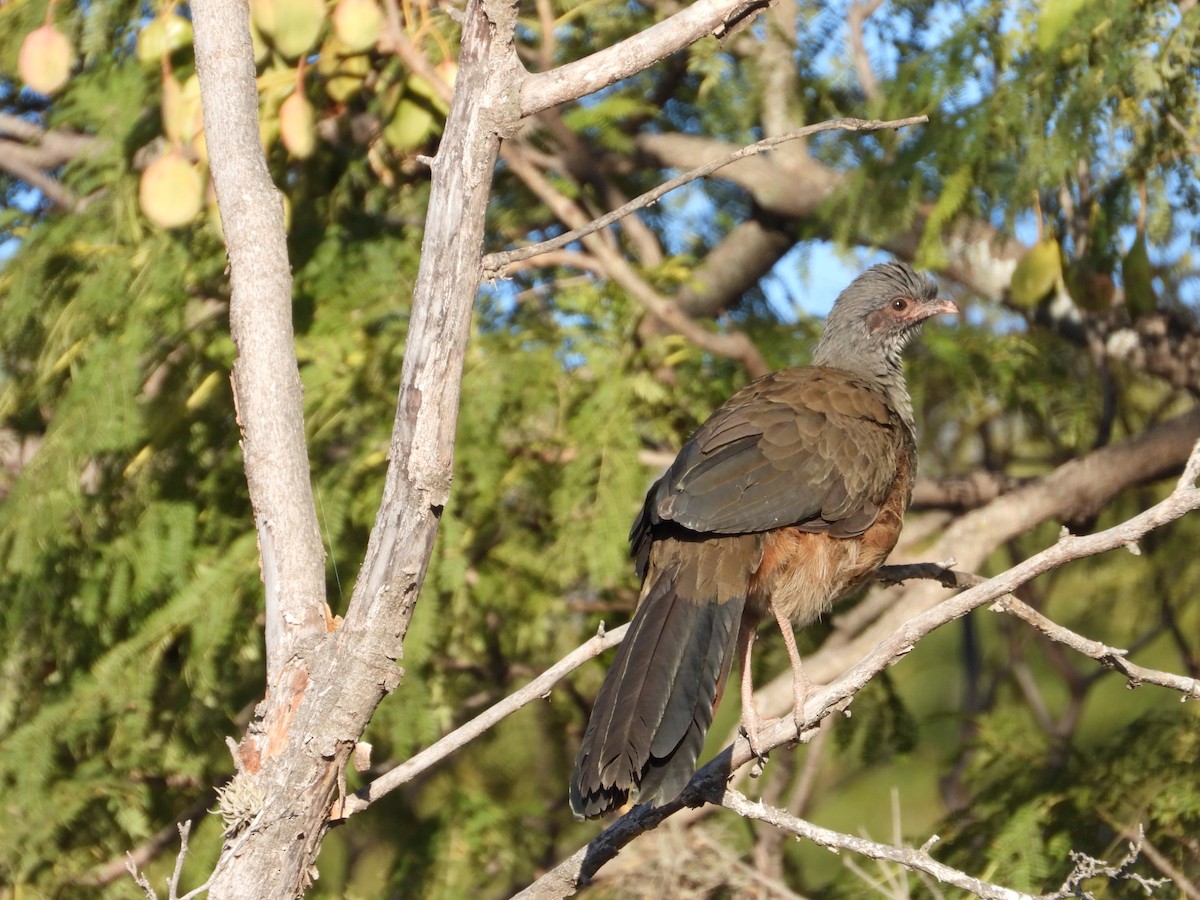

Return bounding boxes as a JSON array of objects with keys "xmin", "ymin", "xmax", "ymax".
[
  {"xmin": 737, "ymin": 624, "xmax": 766, "ymax": 759},
  {"xmin": 771, "ymin": 599, "xmax": 812, "ymax": 731}
]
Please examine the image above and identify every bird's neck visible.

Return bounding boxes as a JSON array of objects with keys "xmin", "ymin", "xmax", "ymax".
[{"xmin": 813, "ymin": 343, "xmax": 916, "ymax": 435}]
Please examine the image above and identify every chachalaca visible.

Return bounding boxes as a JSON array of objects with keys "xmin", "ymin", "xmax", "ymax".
[{"xmin": 569, "ymin": 261, "xmax": 957, "ymax": 819}]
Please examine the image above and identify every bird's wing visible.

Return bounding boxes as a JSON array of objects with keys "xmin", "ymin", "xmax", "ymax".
[{"xmin": 634, "ymin": 367, "xmax": 907, "ymax": 551}]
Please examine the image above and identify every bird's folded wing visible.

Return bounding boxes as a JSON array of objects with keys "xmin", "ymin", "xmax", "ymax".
[{"xmin": 639, "ymin": 367, "xmax": 904, "ymax": 540}]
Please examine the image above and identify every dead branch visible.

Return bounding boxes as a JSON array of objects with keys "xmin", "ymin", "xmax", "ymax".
[
  {"xmin": 483, "ymin": 116, "xmax": 928, "ymax": 275},
  {"xmin": 720, "ymin": 788, "xmax": 1031, "ymax": 900},
  {"xmin": 342, "ymin": 622, "xmax": 629, "ymax": 817},
  {"xmin": 520, "ymin": 0, "xmax": 778, "ymax": 116},
  {"xmin": 846, "ymin": 0, "xmax": 885, "ymax": 101}
]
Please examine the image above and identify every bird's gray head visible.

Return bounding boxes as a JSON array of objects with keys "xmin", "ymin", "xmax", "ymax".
[{"xmin": 812, "ymin": 261, "xmax": 957, "ymax": 380}]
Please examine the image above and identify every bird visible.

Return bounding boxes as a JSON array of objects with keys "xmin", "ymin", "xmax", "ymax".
[{"xmin": 569, "ymin": 261, "xmax": 957, "ymax": 819}]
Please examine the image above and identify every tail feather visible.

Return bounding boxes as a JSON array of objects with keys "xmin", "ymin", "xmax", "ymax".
[{"xmin": 570, "ymin": 543, "xmax": 747, "ymax": 819}]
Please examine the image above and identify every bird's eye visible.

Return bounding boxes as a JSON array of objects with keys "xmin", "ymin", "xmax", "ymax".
[{"xmin": 891, "ymin": 298, "xmax": 909, "ymax": 312}]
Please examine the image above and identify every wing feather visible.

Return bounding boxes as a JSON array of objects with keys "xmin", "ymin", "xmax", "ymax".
[{"xmin": 635, "ymin": 367, "xmax": 906, "ymax": 544}]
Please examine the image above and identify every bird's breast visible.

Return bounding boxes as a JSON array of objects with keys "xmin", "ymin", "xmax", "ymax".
[{"xmin": 747, "ymin": 464, "xmax": 911, "ymax": 627}]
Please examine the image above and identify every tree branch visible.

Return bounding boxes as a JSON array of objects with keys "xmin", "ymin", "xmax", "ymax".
[
  {"xmin": 674, "ymin": 215, "xmax": 796, "ymax": 319},
  {"xmin": 0, "ymin": 114, "xmax": 107, "ymax": 211},
  {"xmin": 846, "ymin": 0, "xmax": 885, "ymax": 102},
  {"xmin": 341, "ymin": 622, "xmax": 629, "ymax": 817},
  {"xmin": 0, "ymin": 140, "xmax": 80, "ymax": 209},
  {"xmin": 995, "ymin": 594, "xmax": 1200, "ymax": 699},
  {"xmin": 520, "ymin": 0, "xmax": 777, "ymax": 116},
  {"xmin": 191, "ymin": 0, "xmax": 526, "ymax": 892},
  {"xmin": 483, "ymin": 116, "xmax": 928, "ymax": 275},
  {"xmin": 720, "ymin": 788, "xmax": 1031, "ymax": 900},
  {"xmin": 193, "ymin": 0, "xmax": 328, "ymax": 686},
  {"xmin": 500, "ymin": 142, "xmax": 773, "ymax": 376},
  {"xmin": 877, "ymin": 562, "xmax": 1200, "ymax": 700}
]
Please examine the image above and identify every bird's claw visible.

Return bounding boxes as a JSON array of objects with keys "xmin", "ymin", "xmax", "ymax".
[{"xmin": 739, "ymin": 714, "xmax": 769, "ymax": 762}]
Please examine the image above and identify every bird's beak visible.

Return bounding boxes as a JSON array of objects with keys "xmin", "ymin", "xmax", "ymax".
[{"xmin": 931, "ymin": 298, "xmax": 959, "ymax": 317}]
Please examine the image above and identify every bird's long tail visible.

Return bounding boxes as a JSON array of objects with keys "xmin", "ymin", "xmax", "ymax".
[{"xmin": 569, "ymin": 536, "xmax": 753, "ymax": 818}]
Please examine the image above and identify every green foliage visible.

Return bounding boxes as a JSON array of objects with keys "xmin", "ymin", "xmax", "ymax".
[{"xmin": 940, "ymin": 710, "xmax": 1200, "ymax": 893}]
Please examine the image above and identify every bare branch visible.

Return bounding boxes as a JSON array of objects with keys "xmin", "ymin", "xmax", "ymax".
[
  {"xmin": 193, "ymin": 0, "xmax": 328, "ymax": 685},
  {"xmin": 674, "ymin": 217, "xmax": 796, "ymax": 319},
  {"xmin": 0, "ymin": 115, "xmax": 107, "ymax": 210},
  {"xmin": 125, "ymin": 854, "xmax": 157, "ymax": 900},
  {"xmin": 83, "ymin": 795, "xmax": 214, "ymax": 887},
  {"xmin": 498, "ymin": 248, "xmax": 608, "ymax": 277},
  {"xmin": 756, "ymin": 0, "xmax": 801, "ymax": 139},
  {"xmin": 994, "ymin": 595, "xmax": 1200, "ymax": 700},
  {"xmin": 1106, "ymin": 819, "xmax": 1200, "ymax": 900},
  {"xmin": 193, "ymin": 0, "xmax": 529, "ymax": 890},
  {"xmin": 483, "ymin": 116, "xmax": 928, "ymax": 274},
  {"xmin": 380, "ymin": 0, "xmax": 455, "ymax": 105},
  {"xmin": 1165, "ymin": 112, "xmax": 1200, "ymax": 154},
  {"xmin": 500, "ymin": 142, "xmax": 773, "ymax": 376},
  {"xmin": 846, "ymin": 0, "xmax": 885, "ymax": 101},
  {"xmin": 0, "ymin": 140, "xmax": 80, "ymax": 209},
  {"xmin": 167, "ymin": 823, "xmax": 190, "ymax": 899},
  {"xmin": 1051, "ymin": 827, "xmax": 1168, "ymax": 899},
  {"xmin": 911, "ymin": 470, "xmax": 1027, "ymax": 511},
  {"xmin": 878, "ymin": 561, "xmax": 1200, "ymax": 700},
  {"xmin": 342, "ymin": 622, "xmax": 630, "ymax": 817},
  {"xmin": 521, "ymin": 0, "xmax": 777, "ymax": 116},
  {"xmin": 720, "ymin": 788, "xmax": 1031, "ymax": 900}
]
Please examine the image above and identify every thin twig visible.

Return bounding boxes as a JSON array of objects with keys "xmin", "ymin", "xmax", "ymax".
[
  {"xmin": 995, "ymin": 596, "xmax": 1200, "ymax": 700},
  {"xmin": 875, "ymin": 557, "xmax": 1200, "ymax": 701},
  {"xmin": 125, "ymin": 855, "xmax": 158, "ymax": 899},
  {"xmin": 483, "ymin": 115, "xmax": 927, "ymax": 274},
  {"xmin": 499, "ymin": 142, "xmax": 773, "ymax": 376},
  {"xmin": 720, "ymin": 787, "xmax": 1032, "ymax": 900},
  {"xmin": 84, "ymin": 794, "xmax": 215, "ymax": 886},
  {"xmin": 168, "ymin": 822, "xmax": 190, "ymax": 898},
  {"xmin": 1106, "ymin": 817, "xmax": 1200, "ymax": 900},
  {"xmin": 342, "ymin": 622, "xmax": 630, "ymax": 817}
]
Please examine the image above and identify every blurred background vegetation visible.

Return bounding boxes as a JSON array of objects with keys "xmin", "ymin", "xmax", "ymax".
[{"xmin": 1, "ymin": 0, "xmax": 1198, "ymax": 896}]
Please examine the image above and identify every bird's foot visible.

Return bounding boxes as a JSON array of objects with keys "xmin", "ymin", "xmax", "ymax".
[
  {"xmin": 788, "ymin": 669, "xmax": 813, "ymax": 735},
  {"xmin": 739, "ymin": 708, "xmax": 769, "ymax": 761}
]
